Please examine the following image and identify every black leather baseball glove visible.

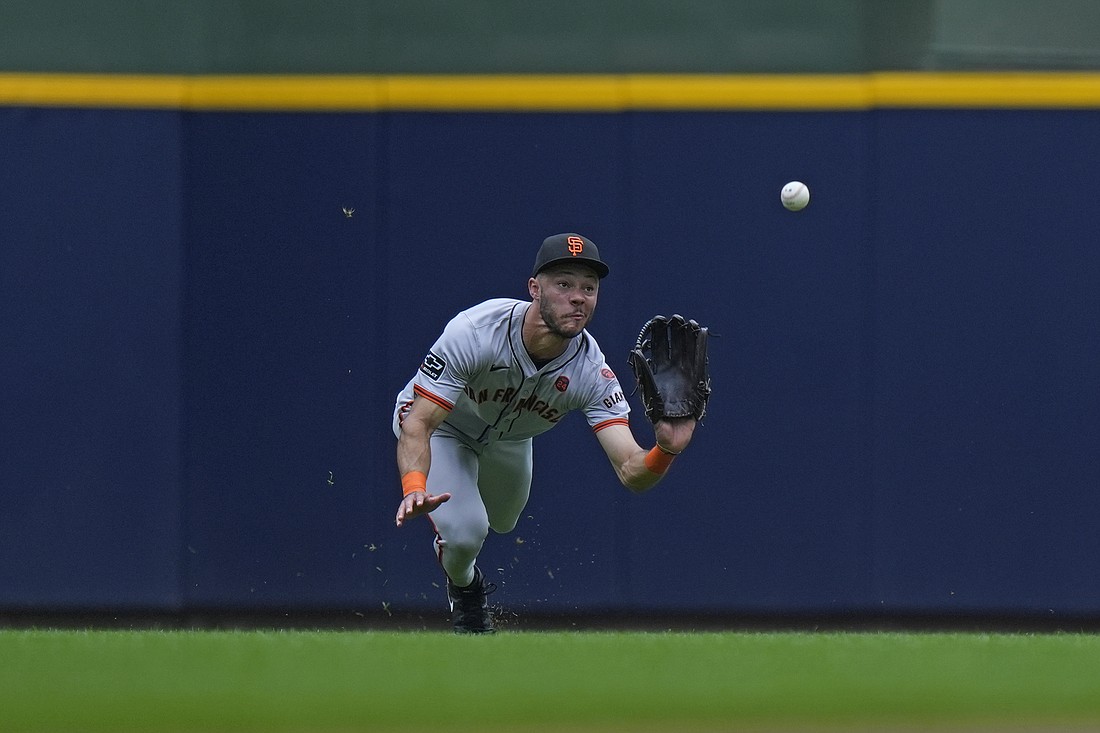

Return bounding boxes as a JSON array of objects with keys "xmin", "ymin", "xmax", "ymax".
[{"xmin": 627, "ymin": 314, "xmax": 711, "ymax": 423}]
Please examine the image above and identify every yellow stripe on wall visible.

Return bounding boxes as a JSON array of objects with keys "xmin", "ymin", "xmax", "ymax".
[
  {"xmin": 871, "ymin": 72, "xmax": 1100, "ymax": 108},
  {"xmin": 3, "ymin": 72, "xmax": 1100, "ymax": 111}
]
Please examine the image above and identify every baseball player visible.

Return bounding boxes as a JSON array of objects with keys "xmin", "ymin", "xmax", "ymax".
[{"xmin": 392, "ymin": 233, "xmax": 698, "ymax": 633}]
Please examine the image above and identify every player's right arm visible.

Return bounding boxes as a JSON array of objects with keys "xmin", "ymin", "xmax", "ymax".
[{"xmin": 395, "ymin": 395, "xmax": 452, "ymax": 527}]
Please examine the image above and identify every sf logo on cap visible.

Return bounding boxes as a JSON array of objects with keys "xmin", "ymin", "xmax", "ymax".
[{"xmin": 567, "ymin": 236, "xmax": 584, "ymax": 256}]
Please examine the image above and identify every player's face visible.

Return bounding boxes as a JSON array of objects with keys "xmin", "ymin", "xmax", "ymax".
[{"xmin": 534, "ymin": 265, "xmax": 600, "ymax": 338}]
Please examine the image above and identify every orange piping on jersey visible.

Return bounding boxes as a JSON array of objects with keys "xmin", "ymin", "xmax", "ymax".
[
  {"xmin": 427, "ymin": 518, "xmax": 445, "ymax": 567},
  {"xmin": 413, "ymin": 384, "xmax": 454, "ymax": 411},
  {"xmin": 592, "ymin": 417, "xmax": 630, "ymax": 432}
]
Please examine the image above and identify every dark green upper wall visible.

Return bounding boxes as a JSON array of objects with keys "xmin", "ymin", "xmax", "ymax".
[{"xmin": 3, "ymin": 0, "xmax": 1100, "ymax": 74}]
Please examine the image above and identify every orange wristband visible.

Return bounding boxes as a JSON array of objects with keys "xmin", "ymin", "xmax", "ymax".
[
  {"xmin": 401, "ymin": 471, "xmax": 427, "ymax": 497},
  {"xmin": 644, "ymin": 446, "xmax": 677, "ymax": 475}
]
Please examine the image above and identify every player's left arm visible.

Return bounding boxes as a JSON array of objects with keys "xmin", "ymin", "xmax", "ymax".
[{"xmin": 595, "ymin": 418, "xmax": 696, "ymax": 492}]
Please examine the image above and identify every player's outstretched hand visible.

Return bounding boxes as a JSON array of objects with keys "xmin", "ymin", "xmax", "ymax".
[
  {"xmin": 654, "ymin": 416, "xmax": 696, "ymax": 455},
  {"xmin": 395, "ymin": 491, "xmax": 451, "ymax": 528}
]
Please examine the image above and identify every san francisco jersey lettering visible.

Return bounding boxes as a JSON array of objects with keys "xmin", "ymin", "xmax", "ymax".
[{"xmin": 395, "ymin": 298, "xmax": 629, "ymax": 444}]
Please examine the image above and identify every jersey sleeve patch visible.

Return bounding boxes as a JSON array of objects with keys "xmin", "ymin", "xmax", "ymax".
[{"xmin": 418, "ymin": 350, "xmax": 447, "ymax": 381}]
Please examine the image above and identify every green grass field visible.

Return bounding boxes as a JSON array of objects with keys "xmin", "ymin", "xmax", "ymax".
[{"xmin": 3, "ymin": 629, "xmax": 1100, "ymax": 732}]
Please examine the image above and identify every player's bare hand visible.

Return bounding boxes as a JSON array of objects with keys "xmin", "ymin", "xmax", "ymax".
[
  {"xmin": 395, "ymin": 491, "xmax": 451, "ymax": 527},
  {"xmin": 654, "ymin": 417, "xmax": 696, "ymax": 454}
]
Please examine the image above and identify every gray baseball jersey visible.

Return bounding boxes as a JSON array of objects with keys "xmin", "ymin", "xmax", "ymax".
[
  {"xmin": 392, "ymin": 297, "xmax": 630, "ymax": 589},
  {"xmin": 393, "ymin": 297, "xmax": 630, "ymax": 443}
]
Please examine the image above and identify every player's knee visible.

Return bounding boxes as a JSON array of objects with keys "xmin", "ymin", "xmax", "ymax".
[
  {"xmin": 487, "ymin": 502, "xmax": 526, "ymax": 534},
  {"xmin": 443, "ymin": 522, "xmax": 490, "ymax": 557},
  {"xmin": 489, "ymin": 516, "xmax": 520, "ymax": 534}
]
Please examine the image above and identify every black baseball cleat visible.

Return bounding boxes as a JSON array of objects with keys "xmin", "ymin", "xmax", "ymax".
[{"xmin": 447, "ymin": 566, "xmax": 497, "ymax": 634}]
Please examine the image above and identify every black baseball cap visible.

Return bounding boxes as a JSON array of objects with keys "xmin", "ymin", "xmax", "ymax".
[{"xmin": 531, "ymin": 233, "xmax": 610, "ymax": 279}]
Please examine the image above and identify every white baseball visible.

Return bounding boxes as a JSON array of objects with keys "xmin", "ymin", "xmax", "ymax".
[{"xmin": 781, "ymin": 181, "xmax": 810, "ymax": 211}]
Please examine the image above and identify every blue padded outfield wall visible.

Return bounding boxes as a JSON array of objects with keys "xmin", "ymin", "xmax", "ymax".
[{"xmin": 3, "ymin": 99, "xmax": 1099, "ymax": 619}]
